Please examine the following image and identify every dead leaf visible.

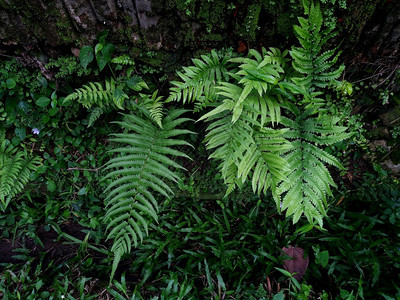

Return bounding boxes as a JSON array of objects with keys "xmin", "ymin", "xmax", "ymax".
[{"xmin": 281, "ymin": 246, "xmax": 309, "ymax": 280}]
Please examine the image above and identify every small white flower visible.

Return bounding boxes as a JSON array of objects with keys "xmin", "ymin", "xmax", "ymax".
[{"xmin": 32, "ymin": 128, "xmax": 40, "ymax": 135}]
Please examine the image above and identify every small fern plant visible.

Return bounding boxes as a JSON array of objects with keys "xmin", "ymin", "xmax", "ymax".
[
  {"xmin": 65, "ymin": 52, "xmax": 149, "ymax": 127},
  {"xmin": 168, "ymin": 1, "xmax": 352, "ymax": 226},
  {"xmin": 101, "ymin": 106, "xmax": 193, "ymax": 280},
  {"xmin": 0, "ymin": 129, "xmax": 41, "ymax": 210}
]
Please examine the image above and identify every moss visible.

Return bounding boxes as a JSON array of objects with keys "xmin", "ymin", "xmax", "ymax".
[
  {"xmin": 197, "ymin": 1, "xmax": 227, "ymax": 32},
  {"xmin": 236, "ymin": 3, "xmax": 262, "ymax": 41},
  {"xmin": 199, "ymin": 33, "xmax": 223, "ymax": 42},
  {"xmin": 276, "ymin": 11, "xmax": 294, "ymax": 36},
  {"xmin": 175, "ymin": 0, "xmax": 195, "ymax": 16},
  {"xmin": 56, "ymin": 19, "xmax": 76, "ymax": 44}
]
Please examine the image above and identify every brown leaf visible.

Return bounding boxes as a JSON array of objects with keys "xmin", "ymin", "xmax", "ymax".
[{"xmin": 281, "ymin": 246, "xmax": 309, "ymax": 281}]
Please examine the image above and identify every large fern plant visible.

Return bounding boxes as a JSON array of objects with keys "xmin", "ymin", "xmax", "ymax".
[
  {"xmin": 99, "ymin": 1, "xmax": 351, "ymax": 281},
  {"xmin": 168, "ymin": 1, "xmax": 352, "ymax": 226},
  {"xmin": 101, "ymin": 106, "xmax": 193, "ymax": 279}
]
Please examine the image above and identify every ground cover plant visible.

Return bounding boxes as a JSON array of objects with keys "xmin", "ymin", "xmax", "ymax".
[{"xmin": 0, "ymin": 0, "xmax": 399, "ymax": 299}]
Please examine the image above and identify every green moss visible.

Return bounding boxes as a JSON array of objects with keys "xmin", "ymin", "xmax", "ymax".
[
  {"xmin": 198, "ymin": 1, "xmax": 226, "ymax": 32},
  {"xmin": 236, "ymin": 3, "xmax": 262, "ymax": 41},
  {"xmin": 276, "ymin": 11, "xmax": 294, "ymax": 36},
  {"xmin": 176, "ymin": 0, "xmax": 195, "ymax": 17},
  {"xmin": 56, "ymin": 18, "xmax": 76, "ymax": 44},
  {"xmin": 199, "ymin": 33, "xmax": 223, "ymax": 42}
]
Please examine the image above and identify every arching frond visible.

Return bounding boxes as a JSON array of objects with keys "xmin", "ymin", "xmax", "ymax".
[
  {"xmin": 101, "ymin": 108, "xmax": 193, "ymax": 280},
  {"xmin": 166, "ymin": 50, "xmax": 234, "ymax": 106},
  {"xmin": 65, "ymin": 79, "xmax": 128, "ymax": 109},
  {"xmin": 0, "ymin": 132, "xmax": 41, "ymax": 209}
]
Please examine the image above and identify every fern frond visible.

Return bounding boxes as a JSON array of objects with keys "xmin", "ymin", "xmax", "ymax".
[
  {"xmin": 202, "ymin": 99, "xmax": 291, "ymax": 196},
  {"xmin": 102, "ymin": 108, "xmax": 193, "ymax": 281},
  {"xmin": 166, "ymin": 50, "xmax": 234, "ymax": 105},
  {"xmin": 230, "ymin": 49, "xmax": 285, "ymax": 123},
  {"xmin": 275, "ymin": 111, "xmax": 351, "ymax": 226},
  {"xmin": 111, "ymin": 55, "xmax": 135, "ymax": 66},
  {"xmin": 139, "ymin": 90, "xmax": 164, "ymax": 128},
  {"xmin": 290, "ymin": 1, "xmax": 344, "ymax": 96},
  {"xmin": 88, "ymin": 107, "xmax": 104, "ymax": 127},
  {"xmin": 0, "ymin": 136, "xmax": 41, "ymax": 208},
  {"xmin": 65, "ymin": 79, "xmax": 128, "ymax": 109}
]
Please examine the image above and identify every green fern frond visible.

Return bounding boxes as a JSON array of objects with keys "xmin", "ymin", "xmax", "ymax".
[
  {"xmin": 230, "ymin": 49, "xmax": 285, "ymax": 123},
  {"xmin": 290, "ymin": 1, "xmax": 344, "ymax": 93},
  {"xmin": 111, "ymin": 55, "xmax": 135, "ymax": 66},
  {"xmin": 102, "ymin": 108, "xmax": 193, "ymax": 281},
  {"xmin": 275, "ymin": 110, "xmax": 351, "ymax": 226},
  {"xmin": 0, "ymin": 135, "xmax": 41, "ymax": 209},
  {"xmin": 166, "ymin": 50, "xmax": 234, "ymax": 105},
  {"xmin": 88, "ymin": 107, "xmax": 104, "ymax": 127},
  {"xmin": 201, "ymin": 98, "xmax": 291, "ymax": 197},
  {"xmin": 139, "ymin": 90, "xmax": 164, "ymax": 128},
  {"xmin": 65, "ymin": 79, "xmax": 128, "ymax": 109}
]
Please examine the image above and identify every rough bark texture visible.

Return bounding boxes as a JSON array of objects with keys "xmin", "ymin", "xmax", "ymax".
[{"xmin": 0, "ymin": 0, "xmax": 397, "ymax": 61}]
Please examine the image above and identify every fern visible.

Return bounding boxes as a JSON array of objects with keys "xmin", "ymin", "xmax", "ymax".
[
  {"xmin": 65, "ymin": 79, "xmax": 127, "ymax": 109},
  {"xmin": 139, "ymin": 90, "xmax": 164, "ymax": 128},
  {"xmin": 290, "ymin": 2, "xmax": 344, "ymax": 96},
  {"xmin": 229, "ymin": 48, "xmax": 286, "ymax": 123},
  {"xmin": 166, "ymin": 50, "xmax": 234, "ymax": 105},
  {"xmin": 101, "ymin": 107, "xmax": 193, "ymax": 280},
  {"xmin": 200, "ymin": 83, "xmax": 292, "ymax": 197},
  {"xmin": 111, "ymin": 55, "xmax": 135, "ymax": 66},
  {"xmin": 0, "ymin": 131, "xmax": 41, "ymax": 209},
  {"xmin": 275, "ymin": 104, "xmax": 353, "ymax": 226},
  {"xmin": 88, "ymin": 107, "xmax": 104, "ymax": 127}
]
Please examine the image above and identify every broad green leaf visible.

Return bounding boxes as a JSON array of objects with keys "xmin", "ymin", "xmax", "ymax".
[
  {"xmin": 36, "ymin": 97, "xmax": 51, "ymax": 107},
  {"xmin": 79, "ymin": 46, "xmax": 94, "ymax": 69}
]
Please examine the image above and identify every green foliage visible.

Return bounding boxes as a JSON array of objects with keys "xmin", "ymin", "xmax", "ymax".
[
  {"xmin": 46, "ymin": 56, "xmax": 93, "ymax": 79},
  {"xmin": 101, "ymin": 107, "xmax": 193, "ymax": 280},
  {"xmin": 0, "ymin": 130, "xmax": 41, "ymax": 209},
  {"xmin": 171, "ymin": 2, "xmax": 350, "ymax": 225},
  {"xmin": 65, "ymin": 79, "xmax": 126, "ymax": 109},
  {"xmin": 276, "ymin": 107, "xmax": 352, "ymax": 225},
  {"xmin": 79, "ymin": 30, "xmax": 116, "ymax": 71},
  {"xmin": 111, "ymin": 55, "xmax": 135, "ymax": 66},
  {"xmin": 290, "ymin": 1, "xmax": 344, "ymax": 92},
  {"xmin": 167, "ymin": 49, "xmax": 234, "ymax": 106},
  {"xmin": 139, "ymin": 90, "xmax": 164, "ymax": 128}
]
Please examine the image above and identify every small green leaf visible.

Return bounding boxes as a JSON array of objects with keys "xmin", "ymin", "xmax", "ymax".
[
  {"xmin": 6, "ymin": 79, "xmax": 16, "ymax": 89},
  {"xmin": 37, "ymin": 77, "xmax": 48, "ymax": 88},
  {"xmin": 78, "ymin": 187, "xmax": 87, "ymax": 196},
  {"xmin": 15, "ymin": 127, "xmax": 26, "ymax": 140},
  {"xmin": 96, "ymin": 29, "xmax": 109, "ymax": 44},
  {"xmin": 47, "ymin": 181, "xmax": 56, "ymax": 193},
  {"xmin": 316, "ymin": 250, "xmax": 329, "ymax": 267},
  {"xmin": 273, "ymin": 290, "xmax": 285, "ymax": 300},
  {"xmin": 41, "ymin": 114, "xmax": 50, "ymax": 124},
  {"xmin": 95, "ymin": 43, "xmax": 103, "ymax": 54},
  {"xmin": 48, "ymin": 107, "xmax": 58, "ymax": 116},
  {"xmin": 79, "ymin": 46, "xmax": 94, "ymax": 69},
  {"xmin": 96, "ymin": 43, "xmax": 115, "ymax": 71},
  {"xmin": 36, "ymin": 97, "xmax": 51, "ymax": 107}
]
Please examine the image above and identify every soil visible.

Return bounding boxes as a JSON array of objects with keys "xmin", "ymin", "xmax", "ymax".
[{"xmin": 0, "ymin": 222, "xmax": 88, "ymax": 266}]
